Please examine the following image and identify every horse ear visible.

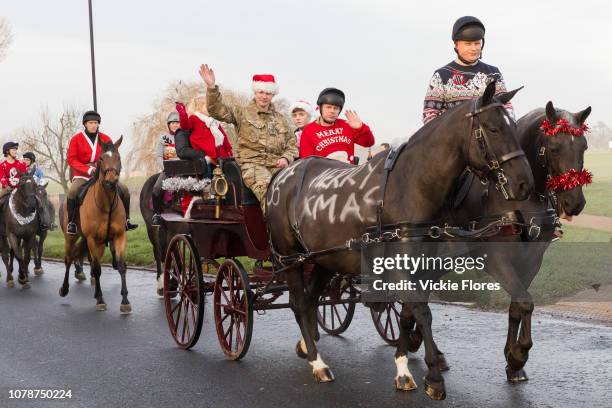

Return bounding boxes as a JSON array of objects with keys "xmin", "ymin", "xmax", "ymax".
[
  {"xmin": 575, "ymin": 106, "xmax": 592, "ymax": 124},
  {"xmin": 115, "ymin": 135, "xmax": 123, "ymax": 149},
  {"xmin": 546, "ymin": 101, "xmax": 557, "ymax": 122},
  {"xmin": 497, "ymin": 86, "xmax": 523, "ymax": 105},
  {"xmin": 481, "ymin": 80, "xmax": 497, "ymax": 106}
]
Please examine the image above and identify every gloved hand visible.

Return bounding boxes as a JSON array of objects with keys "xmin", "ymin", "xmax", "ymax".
[{"xmin": 175, "ymin": 102, "xmax": 187, "ymax": 117}]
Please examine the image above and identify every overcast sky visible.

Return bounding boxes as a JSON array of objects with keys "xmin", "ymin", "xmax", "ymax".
[{"xmin": 1, "ymin": 0, "xmax": 610, "ymax": 151}]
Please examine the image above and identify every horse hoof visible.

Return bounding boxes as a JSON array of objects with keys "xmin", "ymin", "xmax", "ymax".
[
  {"xmin": 313, "ymin": 367, "xmax": 335, "ymax": 383},
  {"xmin": 506, "ymin": 366, "xmax": 529, "ymax": 382},
  {"xmin": 90, "ymin": 277, "xmax": 96, "ymax": 286},
  {"xmin": 21, "ymin": 282, "xmax": 31, "ymax": 290},
  {"xmin": 34, "ymin": 268, "xmax": 44, "ymax": 276},
  {"xmin": 120, "ymin": 304, "xmax": 132, "ymax": 314},
  {"xmin": 395, "ymin": 375, "xmax": 418, "ymax": 391},
  {"xmin": 96, "ymin": 303, "xmax": 107, "ymax": 311},
  {"xmin": 59, "ymin": 287, "xmax": 69, "ymax": 297},
  {"xmin": 423, "ymin": 377, "xmax": 446, "ymax": 400},
  {"xmin": 295, "ymin": 341, "xmax": 307, "ymax": 359},
  {"xmin": 437, "ymin": 353, "xmax": 450, "ymax": 372},
  {"xmin": 7, "ymin": 280, "xmax": 15, "ymax": 288},
  {"xmin": 75, "ymin": 272, "xmax": 86, "ymax": 282}
]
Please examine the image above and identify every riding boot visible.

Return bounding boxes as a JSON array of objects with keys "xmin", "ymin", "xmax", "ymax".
[
  {"xmin": 151, "ymin": 190, "xmax": 163, "ymax": 227},
  {"xmin": 119, "ymin": 189, "xmax": 138, "ymax": 231},
  {"xmin": 66, "ymin": 198, "xmax": 78, "ymax": 235}
]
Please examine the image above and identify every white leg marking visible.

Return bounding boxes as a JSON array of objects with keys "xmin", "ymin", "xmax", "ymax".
[
  {"xmin": 395, "ymin": 355, "xmax": 413, "ymax": 379},
  {"xmin": 309, "ymin": 353, "xmax": 329, "ymax": 370}
]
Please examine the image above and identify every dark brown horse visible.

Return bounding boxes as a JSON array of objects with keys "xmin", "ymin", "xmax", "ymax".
[
  {"xmin": 59, "ymin": 137, "xmax": 131, "ymax": 313},
  {"xmin": 428, "ymin": 102, "xmax": 592, "ymax": 382},
  {"xmin": 266, "ymin": 81, "xmax": 532, "ymax": 400},
  {"xmin": 0, "ymin": 169, "xmax": 40, "ymax": 288}
]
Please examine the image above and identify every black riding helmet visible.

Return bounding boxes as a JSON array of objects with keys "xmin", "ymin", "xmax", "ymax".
[
  {"xmin": 23, "ymin": 152, "xmax": 36, "ymax": 162},
  {"xmin": 3, "ymin": 141, "xmax": 19, "ymax": 156},
  {"xmin": 82, "ymin": 110, "xmax": 101, "ymax": 125},
  {"xmin": 452, "ymin": 16, "xmax": 485, "ymax": 42},
  {"xmin": 317, "ymin": 88, "xmax": 345, "ymax": 111}
]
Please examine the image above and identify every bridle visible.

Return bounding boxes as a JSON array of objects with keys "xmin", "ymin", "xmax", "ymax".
[{"xmin": 464, "ymin": 99, "xmax": 526, "ymax": 200}]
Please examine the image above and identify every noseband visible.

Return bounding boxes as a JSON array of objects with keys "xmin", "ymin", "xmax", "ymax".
[{"xmin": 465, "ymin": 99, "xmax": 526, "ymax": 200}]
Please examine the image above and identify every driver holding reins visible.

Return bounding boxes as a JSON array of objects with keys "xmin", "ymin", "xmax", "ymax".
[{"xmin": 65, "ymin": 110, "xmax": 138, "ymax": 235}]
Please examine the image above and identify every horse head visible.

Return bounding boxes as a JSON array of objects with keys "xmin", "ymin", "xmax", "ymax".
[
  {"xmin": 97, "ymin": 135, "xmax": 123, "ymax": 190},
  {"xmin": 538, "ymin": 102, "xmax": 591, "ymax": 219},
  {"xmin": 463, "ymin": 81, "xmax": 533, "ymax": 201},
  {"xmin": 15, "ymin": 170, "xmax": 38, "ymax": 213}
]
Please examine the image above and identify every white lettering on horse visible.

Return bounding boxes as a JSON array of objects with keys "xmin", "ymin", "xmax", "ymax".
[{"xmin": 267, "ymin": 161, "xmax": 301, "ymax": 207}]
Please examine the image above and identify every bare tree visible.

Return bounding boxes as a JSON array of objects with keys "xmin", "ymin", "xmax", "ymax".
[
  {"xmin": 128, "ymin": 80, "xmax": 292, "ymax": 176},
  {"xmin": 0, "ymin": 17, "xmax": 13, "ymax": 62},
  {"xmin": 20, "ymin": 106, "xmax": 81, "ymax": 193}
]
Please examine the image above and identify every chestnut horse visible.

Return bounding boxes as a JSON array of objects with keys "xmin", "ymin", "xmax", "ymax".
[{"xmin": 59, "ymin": 137, "xmax": 131, "ymax": 313}]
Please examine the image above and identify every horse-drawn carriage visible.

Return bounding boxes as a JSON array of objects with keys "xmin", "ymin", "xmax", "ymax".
[{"xmin": 157, "ymin": 158, "xmax": 401, "ymax": 359}]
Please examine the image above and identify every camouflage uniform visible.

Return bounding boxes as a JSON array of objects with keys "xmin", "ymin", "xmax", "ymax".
[{"xmin": 206, "ymin": 86, "xmax": 298, "ymax": 205}]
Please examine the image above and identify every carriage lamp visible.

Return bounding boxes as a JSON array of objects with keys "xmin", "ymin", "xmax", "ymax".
[{"xmin": 210, "ymin": 166, "xmax": 229, "ymax": 219}]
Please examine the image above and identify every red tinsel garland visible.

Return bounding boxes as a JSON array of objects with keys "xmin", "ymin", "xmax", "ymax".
[
  {"xmin": 540, "ymin": 118, "xmax": 589, "ymax": 137},
  {"xmin": 546, "ymin": 169, "xmax": 593, "ymax": 191}
]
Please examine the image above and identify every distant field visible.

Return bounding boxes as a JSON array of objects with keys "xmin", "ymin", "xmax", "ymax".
[{"xmin": 582, "ymin": 150, "xmax": 612, "ymax": 217}]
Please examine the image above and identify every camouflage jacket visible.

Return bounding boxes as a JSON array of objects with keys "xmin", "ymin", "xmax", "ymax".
[{"xmin": 207, "ymin": 86, "xmax": 297, "ymax": 168}]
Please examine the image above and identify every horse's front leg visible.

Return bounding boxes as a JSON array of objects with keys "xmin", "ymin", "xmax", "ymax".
[
  {"xmin": 394, "ymin": 303, "xmax": 418, "ymax": 392},
  {"xmin": 410, "ymin": 301, "xmax": 446, "ymax": 400},
  {"xmin": 87, "ymin": 237, "xmax": 106, "ymax": 311},
  {"xmin": 1, "ymin": 237, "xmax": 13, "ymax": 288},
  {"xmin": 505, "ymin": 298, "xmax": 533, "ymax": 382},
  {"xmin": 59, "ymin": 234, "xmax": 79, "ymax": 297},
  {"xmin": 114, "ymin": 233, "xmax": 131, "ymax": 314},
  {"xmin": 20, "ymin": 237, "xmax": 35, "ymax": 287},
  {"xmin": 34, "ymin": 232, "xmax": 45, "ymax": 275},
  {"xmin": 287, "ymin": 265, "xmax": 334, "ymax": 383},
  {"xmin": 9, "ymin": 235, "xmax": 29, "ymax": 289}
]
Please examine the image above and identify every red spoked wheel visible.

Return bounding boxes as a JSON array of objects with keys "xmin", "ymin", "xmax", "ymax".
[
  {"xmin": 370, "ymin": 302, "xmax": 402, "ymax": 346},
  {"xmin": 163, "ymin": 234, "xmax": 205, "ymax": 350},
  {"xmin": 213, "ymin": 258, "xmax": 253, "ymax": 360},
  {"xmin": 316, "ymin": 277, "xmax": 357, "ymax": 335}
]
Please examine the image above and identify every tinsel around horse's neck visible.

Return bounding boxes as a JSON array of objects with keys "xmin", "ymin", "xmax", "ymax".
[{"xmin": 384, "ymin": 103, "xmax": 472, "ymax": 222}]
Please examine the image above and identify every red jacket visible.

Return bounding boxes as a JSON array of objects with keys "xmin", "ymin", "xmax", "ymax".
[
  {"xmin": 179, "ymin": 112, "xmax": 233, "ymax": 160},
  {"xmin": 299, "ymin": 118, "xmax": 375, "ymax": 164},
  {"xmin": 0, "ymin": 159, "xmax": 28, "ymax": 189},
  {"xmin": 67, "ymin": 131, "xmax": 112, "ymax": 180}
]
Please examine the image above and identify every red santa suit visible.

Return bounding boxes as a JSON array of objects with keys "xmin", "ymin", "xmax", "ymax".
[
  {"xmin": 177, "ymin": 108, "xmax": 233, "ymax": 161},
  {"xmin": 0, "ymin": 159, "xmax": 28, "ymax": 189},
  {"xmin": 67, "ymin": 131, "xmax": 112, "ymax": 180},
  {"xmin": 299, "ymin": 118, "xmax": 375, "ymax": 164}
]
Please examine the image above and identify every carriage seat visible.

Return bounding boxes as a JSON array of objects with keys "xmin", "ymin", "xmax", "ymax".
[
  {"xmin": 163, "ymin": 159, "xmax": 207, "ymax": 177},
  {"xmin": 221, "ymin": 158, "xmax": 259, "ymax": 206}
]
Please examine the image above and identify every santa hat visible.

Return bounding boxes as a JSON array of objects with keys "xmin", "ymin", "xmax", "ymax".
[
  {"xmin": 290, "ymin": 100, "xmax": 314, "ymax": 118},
  {"xmin": 251, "ymin": 74, "xmax": 279, "ymax": 95}
]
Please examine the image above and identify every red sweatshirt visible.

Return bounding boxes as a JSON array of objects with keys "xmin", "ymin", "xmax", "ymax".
[
  {"xmin": 299, "ymin": 118, "xmax": 374, "ymax": 164},
  {"xmin": 0, "ymin": 159, "xmax": 28, "ymax": 188}
]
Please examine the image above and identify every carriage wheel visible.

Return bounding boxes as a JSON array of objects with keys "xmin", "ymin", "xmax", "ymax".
[
  {"xmin": 316, "ymin": 278, "xmax": 357, "ymax": 335},
  {"xmin": 370, "ymin": 302, "xmax": 402, "ymax": 346},
  {"xmin": 213, "ymin": 258, "xmax": 253, "ymax": 360},
  {"xmin": 163, "ymin": 234, "xmax": 205, "ymax": 350}
]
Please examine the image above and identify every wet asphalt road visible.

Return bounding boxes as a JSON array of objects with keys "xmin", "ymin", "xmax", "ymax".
[{"xmin": 0, "ymin": 261, "xmax": 611, "ymax": 408}]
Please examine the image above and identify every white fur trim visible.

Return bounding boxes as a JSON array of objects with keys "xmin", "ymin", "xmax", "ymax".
[
  {"xmin": 193, "ymin": 112, "xmax": 226, "ymax": 147},
  {"xmin": 252, "ymin": 81, "xmax": 279, "ymax": 95},
  {"xmin": 184, "ymin": 196, "xmax": 201, "ymax": 219},
  {"xmin": 290, "ymin": 100, "xmax": 314, "ymax": 117},
  {"xmin": 161, "ymin": 176, "xmax": 211, "ymax": 193}
]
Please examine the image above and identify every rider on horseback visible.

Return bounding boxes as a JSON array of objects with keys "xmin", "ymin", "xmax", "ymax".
[
  {"xmin": 299, "ymin": 88, "xmax": 374, "ymax": 163},
  {"xmin": 65, "ymin": 111, "xmax": 138, "ymax": 235},
  {"xmin": 22, "ymin": 152, "xmax": 45, "ymax": 183},
  {"xmin": 423, "ymin": 16, "xmax": 515, "ymax": 125},
  {"xmin": 0, "ymin": 141, "xmax": 28, "ymax": 202}
]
